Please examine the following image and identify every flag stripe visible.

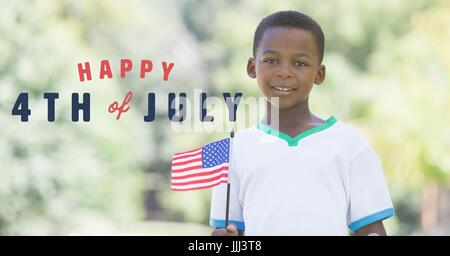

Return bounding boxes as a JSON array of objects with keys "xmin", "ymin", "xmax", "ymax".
[
  {"xmin": 171, "ymin": 157, "xmax": 202, "ymax": 167},
  {"xmin": 172, "ymin": 153, "xmax": 202, "ymax": 164},
  {"xmin": 172, "ymin": 162, "xmax": 203, "ymax": 172},
  {"xmin": 171, "ymin": 177, "xmax": 228, "ymax": 191},
  {"xmin": 171, "ymin": 163, "xmax": 228, "ymax": 177},
  {"xmin": 172, "ymin": 150, "xmax": 202, "ymax": 161},
  {"xmin": 171, "ymin": 173, "xmax": 228, "ymax": 186},
  {"xmin": 171, "ymin": 167, "xmax": 228, "ymax": 183},
  {"xmin": 171, "ymin": 167, "xmax": 227, "ymax": 180}
]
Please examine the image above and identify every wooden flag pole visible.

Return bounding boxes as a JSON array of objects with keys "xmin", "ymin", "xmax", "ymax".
[{"xmin": 224, "ymin": 129, "xmax": 234, "ymax": 228}]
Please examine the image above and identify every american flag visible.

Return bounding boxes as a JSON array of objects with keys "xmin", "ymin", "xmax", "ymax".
[{"xmin": 171, "ymin": 138, "xmax": 230, "ymax": 191}]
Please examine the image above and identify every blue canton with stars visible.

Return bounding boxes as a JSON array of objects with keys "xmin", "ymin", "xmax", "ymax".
[{"xmin": 201, "ymin": 138, "xmax": 230, "ymax": 168}]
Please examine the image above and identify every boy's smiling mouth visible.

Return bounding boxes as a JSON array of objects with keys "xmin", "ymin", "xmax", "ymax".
[{"xmin": 270, "ymin": 85, "xmax": 297, "ymax": 95}]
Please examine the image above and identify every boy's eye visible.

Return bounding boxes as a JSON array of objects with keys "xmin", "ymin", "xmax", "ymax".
[
  {"xmin": 264, "ymin": 59, "xmax": 278, "ymax": 64},
  {"xmin": 294, "ymin": 61, "xmax": 308, "ymax": 67}
]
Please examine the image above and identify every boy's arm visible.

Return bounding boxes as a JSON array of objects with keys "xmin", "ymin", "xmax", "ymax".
[{"xmin": 354, "ymin": 221, "xmax": 387, "ymax": 236}]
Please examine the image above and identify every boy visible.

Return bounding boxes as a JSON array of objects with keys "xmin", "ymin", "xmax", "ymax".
[{"xmin": 210, "ymin": 11, "xmax": 394, "ymax": 235}]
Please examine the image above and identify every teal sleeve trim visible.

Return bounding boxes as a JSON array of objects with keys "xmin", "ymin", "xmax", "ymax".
[
  {"xmin": 349, "ymin": 208, "xmax": 395, "ymax": 232},
  {"xmin": 210, "ymin": 218, "xmax": 245, "ymax": 230}
]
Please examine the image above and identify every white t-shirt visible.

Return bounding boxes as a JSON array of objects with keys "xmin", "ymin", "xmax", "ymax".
[{"xmin": 210, "ymin": 116, "xmax": 394, "ymax": 235}]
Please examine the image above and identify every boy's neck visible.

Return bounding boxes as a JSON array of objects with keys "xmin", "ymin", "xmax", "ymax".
[{"xmin": 262, "ymin": 99, "xmax": 324, "ymax": 133}]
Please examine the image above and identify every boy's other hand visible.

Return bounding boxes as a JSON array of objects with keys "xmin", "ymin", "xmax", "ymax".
[
  {"xmin": 354, "ymin": 221, "xmax": 387, "ymax": 236},
  {"xmin": 211, "ymin": 224, "xmax": 238, "ymax": 236}
]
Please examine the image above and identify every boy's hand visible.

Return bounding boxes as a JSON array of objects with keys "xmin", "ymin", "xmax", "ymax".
[
  {"xmin": 211, "ymin": 224, "xmax": 238, "ymax": 236},
  {"xmin": 354, "ymin": 221, "xmax": 387, "ymax": 236}
]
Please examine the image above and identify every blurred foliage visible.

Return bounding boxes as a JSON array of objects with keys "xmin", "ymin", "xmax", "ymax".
[{"xmin": 0, "ymin": 0, "xmax": 449, "ymax": 235}]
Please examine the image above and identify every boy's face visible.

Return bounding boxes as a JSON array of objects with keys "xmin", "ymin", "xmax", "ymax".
[{"xmin": 247, "ymin": 27, "xmax": 325, "ymax": 110}]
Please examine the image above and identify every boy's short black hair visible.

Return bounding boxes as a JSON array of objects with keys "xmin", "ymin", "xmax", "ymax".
[{"xmin": 253, "ymin": 10, "xmax": 325, "ymax": 63}]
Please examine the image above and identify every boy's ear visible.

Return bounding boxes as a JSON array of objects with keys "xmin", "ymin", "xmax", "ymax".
[
  {"xmin": 314, "ymin": 64, "xmax": 326, "ymax": 85},
  {"xmin": 247, "ymin": 57, "xmax": 256, "ymax": 78}
]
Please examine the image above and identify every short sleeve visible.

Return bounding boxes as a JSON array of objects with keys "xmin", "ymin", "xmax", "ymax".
[
  {"xmin": 347, "ymin": 144, "xmax": 394, "ymax": 232},
  {"xmin": 209, "ymin": 165, "xmax": 245, "ymax": 230}
]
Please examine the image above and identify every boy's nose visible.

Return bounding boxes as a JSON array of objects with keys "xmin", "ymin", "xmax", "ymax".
[{"xmin": 275, "ymin": 63, "xmax": 293, "ymax": 79}]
